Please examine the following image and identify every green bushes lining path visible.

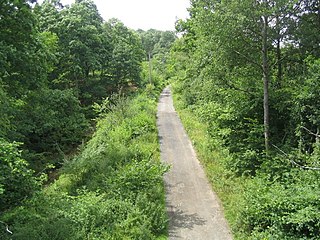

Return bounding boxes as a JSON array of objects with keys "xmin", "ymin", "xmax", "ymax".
[
  {"xmin": 0, "ymin": 91, "xmax": 168, "ymax": 240},
  {"xmin": 172, "ymin": 85, "xmax": 320, "ymax": 239}
]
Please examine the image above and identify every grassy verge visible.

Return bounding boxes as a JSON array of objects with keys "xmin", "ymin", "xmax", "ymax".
[
  {"xmin": 171, "ymin": 86, "xmax": 248, "ymax": 239},
  {"xmin": 1, "ymin": 90, "xmax": 168, "ymax": 240}
]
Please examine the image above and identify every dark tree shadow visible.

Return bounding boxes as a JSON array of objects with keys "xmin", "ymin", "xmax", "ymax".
[{"xmin": 167, "ymin": 205, "xmax": 207, "ymax": 238}]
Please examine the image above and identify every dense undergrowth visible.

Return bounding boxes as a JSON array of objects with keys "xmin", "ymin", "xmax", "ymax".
[
  {"xmin": 168, "ymin": 1, "xmax": 320, "ymax": 236},
  {"xmin": 0, "ymin": 88, "xmax": 168, "ymax": 240},
  {"xmin": 172, "ymin": 83, "xmax": 320, "ymax": 239}
]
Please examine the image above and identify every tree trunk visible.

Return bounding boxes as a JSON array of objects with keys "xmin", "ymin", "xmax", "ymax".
[
  {"xmin": 262, "ymin": 15, "xmax": 270, "ymax": 153},
  {"xmin": 276, "ymin": 16, "xmax": 282, "ymax": 87},
  {"xmin": 276, "ymin": 38, "xmax": 282, "ymax": 86},
  {"xmin": 148, "ymin": 52, "xmax": 152, "ymax": 84},
  {"xmin": 318, "ymin": 0, "xmax": 320, "ymax": 28}
]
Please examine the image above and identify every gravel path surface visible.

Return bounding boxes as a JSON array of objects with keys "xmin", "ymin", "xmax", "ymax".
[{"xmin": 157, "ymin": 87, "xmax": 233, "ymax": 240}]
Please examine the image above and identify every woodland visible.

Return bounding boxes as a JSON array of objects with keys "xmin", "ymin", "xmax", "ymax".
[{"xmin": 1, "ymin": 0, "xmax": 320, "ymax": 239}]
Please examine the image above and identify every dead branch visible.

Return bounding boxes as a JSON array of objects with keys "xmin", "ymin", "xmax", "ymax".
[
  {"xmin": 0, "ymin": 221, "xmax": 13, "ymax": 235},
  {"xmin": 272, "ymin": 144, "xmax": 320, "ymax": 171},
  {"xmin": 301, "ymin": 126, "xmax": 320, "ymax": 138}
]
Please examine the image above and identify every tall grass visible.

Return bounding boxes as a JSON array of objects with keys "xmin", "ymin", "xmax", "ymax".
[{"xmin": 1, "ymin": 90, "xmax": 168, "ymax": 240}]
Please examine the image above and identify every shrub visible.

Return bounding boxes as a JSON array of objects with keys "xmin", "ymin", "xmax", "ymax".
[
  {"xmin": 1, "ymin": 91, "xmax": 168, "ymax": 239},
  {"xmin": 0, "ymin": 138, "xmax": 40, "ymax": 211},
  {"xmin": 13, "ymin": 89, "xmax": 89, "ymax": 170},
  {"xmin": 241, "ymin": 170, "xmax": 320, "ymax": 239}
]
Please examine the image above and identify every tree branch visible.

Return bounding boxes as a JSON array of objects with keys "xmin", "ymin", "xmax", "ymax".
[
  {"xmin": 223, "ymin": 81, "xmax": 256, "ymax": 97},
  {"xmin": 301, "ymin": 126, "xmax": 320, "ymax": 138},
  {"xmin": 0, "ymin": 221, "xmax": 13, "ymax": 235},
  {"xmin": 233, "ymin": 50, "xmax": 262, "ymax": 70},
  {"xmin": 272, "ymin": 144, "xmax": 320, "ymax": 171}
]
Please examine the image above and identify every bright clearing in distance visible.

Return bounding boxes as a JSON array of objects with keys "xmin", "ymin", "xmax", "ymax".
[{"xmin": 59, "ymin": 0, "xmax": 190, "ymax": 31}]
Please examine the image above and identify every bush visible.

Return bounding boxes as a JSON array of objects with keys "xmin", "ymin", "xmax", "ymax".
[
  {"xmin": 241, "ymin": 170, "xmax": 320, "ymax": 239},
  {"xmin": 0, "ymin": 138, "xmax": 40, "ymax": 211},
  {"xmin": 13, "ymin": 88, "xmax": 89, "ymax": 170},
  {"xmin": 1, "ymin": 91, "xmax": 168, "ymax": 239}
]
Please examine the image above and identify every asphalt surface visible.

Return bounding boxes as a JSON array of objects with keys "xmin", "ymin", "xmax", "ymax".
[{"xmin": 157, "ymin": 87, "xmax": 233, "ymax": 240}]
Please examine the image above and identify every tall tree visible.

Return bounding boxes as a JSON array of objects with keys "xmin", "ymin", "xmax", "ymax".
[
  {"xmin": 186, "ymin": 0, "xmax": 300, "ymax": 152},
  {"xmin": 0, "ymin": 0, "xmax": 47, "ymax": 97},
  {"xmin": 138, "ymin": 29, "xmax": 176, "ymax": 84},
  {"xmin": 108, "ymin": 19, "xmax": 144, "ymax": 90},
  {"xmin": 51, "ymin": 0, "xmax": 104, "ymax": 88}
]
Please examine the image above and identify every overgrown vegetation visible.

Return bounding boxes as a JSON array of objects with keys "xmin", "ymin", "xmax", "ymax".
[
  {"xmin": 1, "ymin": 92, "xmax": 168, "ymax": 239},
  {"xmin": 1, "ymin": 0, "xmax": 176, "ymax": 238},
  {"xmin": 169, "ymin": 0, "xmax": 320, "ymax": 238},
  {"xmin": 6, "ymin": 0, "xmax": 320, "ymax": 238}
]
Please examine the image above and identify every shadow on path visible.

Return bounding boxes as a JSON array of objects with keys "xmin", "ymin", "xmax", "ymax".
[{"xmin": 168, "ymin": 206, "xmax": 207, "ymax": 230}]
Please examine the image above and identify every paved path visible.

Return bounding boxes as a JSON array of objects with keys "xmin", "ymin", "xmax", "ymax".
[{"xmin": 157, "ymin": 87, "xmax": 233, "ymax": 240}]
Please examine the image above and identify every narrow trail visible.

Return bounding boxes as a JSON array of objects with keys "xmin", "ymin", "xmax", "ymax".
[{"xmin": 157, "ymin": 87, "xmax": 233, "ymax": 240}]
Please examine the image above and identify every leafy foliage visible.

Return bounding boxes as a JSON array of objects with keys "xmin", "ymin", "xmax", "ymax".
[
  {"xmin": 12, "ymin": 89, "xmax": 89, "ymax": 170},
  {"xmin": 1, "ymin": 0, "xmax": 150, "ymax": 172},
  {"xmin": 1, "ymin": 92, "xmax": 168, "ymax": 239},
  {"xmin": 243, "ymin": 169, "xmax": 320, "ymax": 239},
  {"xmin": 0, "ymin": 139, "xmax": 40, "ymax": 211},
  {"xmin": 0, "ymin": 0, "xmax": 46, "ymax": 97},
  {"xmin": 169, "ymin": 0, "xmax": 320, "ymax": 239}
]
